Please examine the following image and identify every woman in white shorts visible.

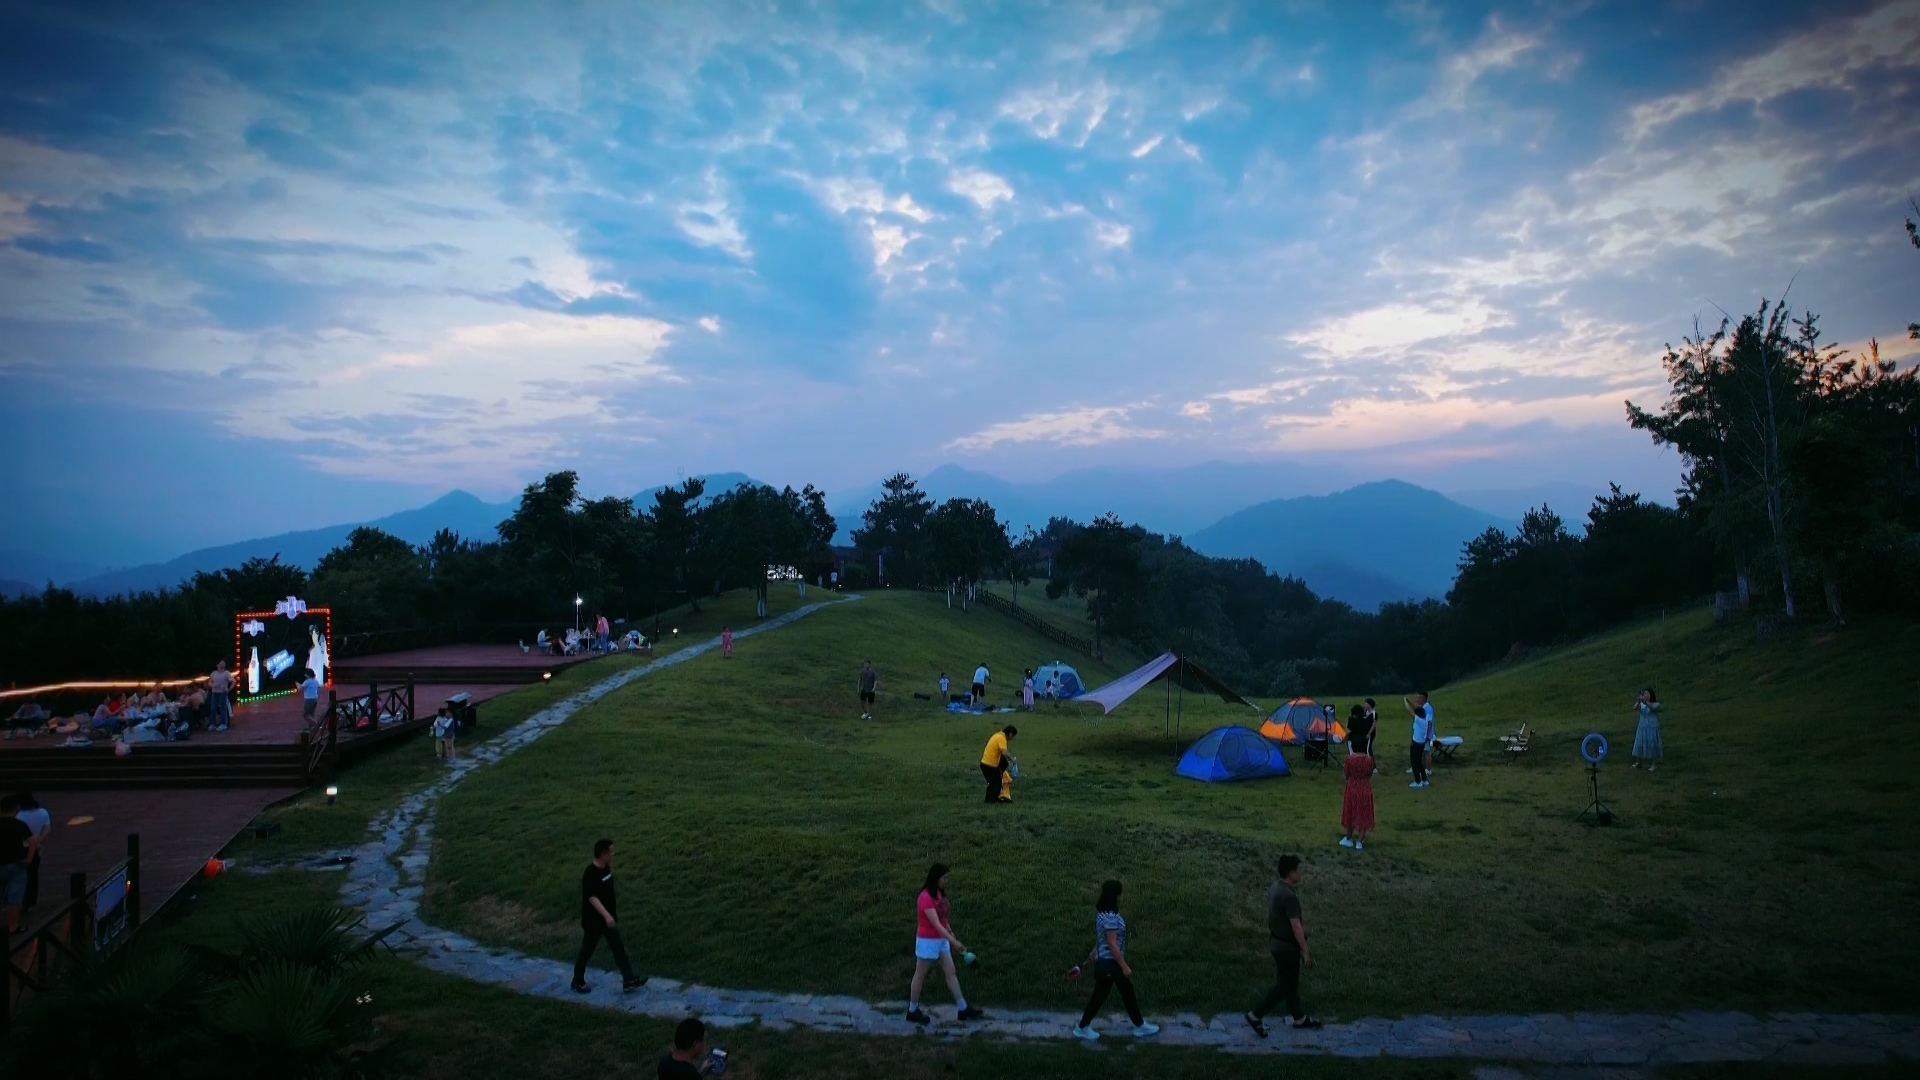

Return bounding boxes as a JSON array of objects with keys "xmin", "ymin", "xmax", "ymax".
[{"xmin": 905, "ymin": 862, "xmax": 982, "ymax": 1025}]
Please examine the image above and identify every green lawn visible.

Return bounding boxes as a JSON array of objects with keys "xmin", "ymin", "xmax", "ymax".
[{"xmin": 415, "ymin": 591, "xmax": 1920, "ymax": 1019}]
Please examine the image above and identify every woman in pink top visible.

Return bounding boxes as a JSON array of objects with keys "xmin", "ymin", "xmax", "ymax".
[
  {"xmin": 904, "ymin": 863, "xmax": 981, "ymax": 1025},
  {"xmin": 721, "ymin": 626, "xmax": 733, "ymax": 659}
]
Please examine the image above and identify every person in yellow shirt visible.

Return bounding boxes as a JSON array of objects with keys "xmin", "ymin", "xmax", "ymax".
[{"xmin": 980, "ymin": 725, "xmax": 1017, "ymax": 804}]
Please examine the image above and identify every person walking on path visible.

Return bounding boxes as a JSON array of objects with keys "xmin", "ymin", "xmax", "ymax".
[
  {"xmin": 1632, "ymin": 687, "xmax": 1663, "ymax": 771},
  {"xmin": 1022, "ymin": 669, "xmax": 1035, "ymax": 710},
  {"xmin": 571, "ymin": 839, "xmax": 647, "ymax": 994},
  {"xmin": 721, "ymin": 626, "xmax": 733, "ymax": 659},
  {"xmin": 859, "ymin": 660, "xmax": 879, "ymax": 719},
  {"xmin": 1339, "ymin": 733, "xmax": 1375, "ymax": 849},
  {"xmin": 1244, "ymin": 855, "xmax": 1323, "ymax": 1036},
  {"xmin": 209, "ymin": 659, "xmax": 233, "ymax": 731},
  {"xmin": 431, "ymin": 705, "xmax": 458, "ymax": 761},
  {"xmin": 905, "ymin": 863, "xmax": 982, "ymax": 1025},
  {"xmin": 0, "ymin": 794, "xmax": 38, "ymax": 934},
  {"xmin": 1070, "ymin": 879, "xmax": 1159, "ymax": 1041},
  {"xmin": 300, "ymin": 669, "xmax": 322, "ymax": 726},
  {"xmin": 970, "ymin": 661, "xmax": 990, "ymax": 705},
  {"xmin": 1404, "ymin": 692, "xmax": 1434, "ymax": 788},
  {"xmin": 13, "ymin": 792, "xmax": 48, "ymax": 912},
  {"xmin": 980, "ymin": 725, "xmax": 1017, "ymax": 803}
]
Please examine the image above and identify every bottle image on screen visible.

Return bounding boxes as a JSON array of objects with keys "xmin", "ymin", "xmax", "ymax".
[{"xmin": 248, "ymin": 647, "xmax": 261, "ymax": 696}]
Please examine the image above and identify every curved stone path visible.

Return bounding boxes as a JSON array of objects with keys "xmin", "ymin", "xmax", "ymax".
[{"xmin": 337, "ymin": 595, "xmax": 1920, "ymax": 1067}]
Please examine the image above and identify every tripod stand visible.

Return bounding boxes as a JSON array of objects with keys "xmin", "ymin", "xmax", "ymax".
[{"xmin": 1576, "ymin": 761, "xmax": 1617, "ymax": 826}]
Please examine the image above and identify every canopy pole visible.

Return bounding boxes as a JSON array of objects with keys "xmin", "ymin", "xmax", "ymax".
[{"xmin": 1176, "ymin": 661, "xmax": 1185, "ymax": 747}]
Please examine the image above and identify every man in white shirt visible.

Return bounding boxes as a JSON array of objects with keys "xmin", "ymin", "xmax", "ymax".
[
  {"xmin": 1404, "ymin": 692, "xmax": 1434, "ymax": 788},
  {"xmin": 971, "ymin": 662, "xmax": 990, "ymax": 705}
]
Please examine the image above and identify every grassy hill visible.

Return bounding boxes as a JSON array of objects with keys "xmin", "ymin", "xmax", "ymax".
[{"xmin": 419, "ymin": 591, "xmax": 1920, "ymax": 1019}]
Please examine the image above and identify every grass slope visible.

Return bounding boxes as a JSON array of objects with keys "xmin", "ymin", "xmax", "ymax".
[{"xmin": 423, "ymin": 592, "xmax": 1920, "ymax": 1019}]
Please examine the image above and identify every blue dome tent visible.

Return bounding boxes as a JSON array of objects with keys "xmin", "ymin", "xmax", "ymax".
[
  {"xmin": 1175, "ymin": 725, "xmax": 1292, "ymax": 783},
  {"xmin": 1033, "ymin": 661, "xmax": 1085, "ymax": 699}
]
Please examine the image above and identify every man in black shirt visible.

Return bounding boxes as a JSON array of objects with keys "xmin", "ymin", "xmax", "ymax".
[
  {"xmin": 659, "ymin": 1017, "xmax": 714, "ymax": 1079},
  {"xmin": 0, "ymin": 794, "xmax": 38, "ymax": 934},
  {"xmin": 572, "ymin": 838, "xmax": 646, "ymax": 994},
  {"xmin": 1244, "ymin": 854, "xmax": 1322, "ymax": 1035}
]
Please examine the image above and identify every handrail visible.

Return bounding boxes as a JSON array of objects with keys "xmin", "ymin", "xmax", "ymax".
[
  {"xmin": 4, "ymin": 833, "xmax": 140, "ymax": 1035},
  {"xmin": 974, "ymin": 588, "xmax": 1096, "ymax": 656}
]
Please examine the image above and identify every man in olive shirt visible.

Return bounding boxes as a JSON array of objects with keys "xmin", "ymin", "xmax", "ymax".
[
  {"xmin": 1244, "ymin": 854, "xmax": 1322, "ymax": 1035},
  {"xmin": 572, "ymin": 838, "xmax": 647, "ymax": 994}
]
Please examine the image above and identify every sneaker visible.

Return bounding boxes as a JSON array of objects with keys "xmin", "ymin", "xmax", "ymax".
[
  {"xmin": 957, "ymin": 1006, "xmax": 984, "ymax": 1021},
  {"xmin": 1354, "ymin": 841, "xmax": 1364, "ymax": 850},
  {"xmin": 1338, "ymin": 837, "xmax": 1354, "ymax": 848},
  {"xmin": 905, "ymin": 1007, "xmax": 930, "ymax": 1025},
  {"xmin": 1648, "ymin": 764, "xmax": 1657, "ymax": 772},
  {"xmin": 570, "ymin": 981, "xmax": 590, "ymax": 994},
  {"xmin": 1410, "ymin": 781, "xmax": 1422, "ymax": 788},
  {"xmin": 1292, "ymin": 1016, "xmax": 1324, "ymax": 1029},
  {"xmin": 1133, "ymin": 1022, "xmax": 1160, "ymax": 1037},
  {"xmin": 1070, "ymin": 1024, "xmax": 1100, "ymax": 1041},
  {"xmin": 1245, "ymin": 1012, "xmax": 1270, "ymax": 1038},
  {"xmin": 622, "ymin": 976, "xmax": 648, "ymax": 992},
  {"xmin": 1631, "ymin": 761, "xmax": 1641, "ymax": 769}
]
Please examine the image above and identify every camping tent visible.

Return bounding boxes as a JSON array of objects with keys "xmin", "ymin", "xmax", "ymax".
[
  {"xmin": 1175, "ymin": 725, "xmax": 1292, "ymax": 783},
  {"xmin": 1033, "ymin": 661, "xmax": 1085, "ymax": 699},
  {"xmin": 1259, "ymin": 697, "xmax": 1347, "ymax": 744}
]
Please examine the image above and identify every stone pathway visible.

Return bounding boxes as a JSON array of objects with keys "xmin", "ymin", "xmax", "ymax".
[{"xmin": 337, "ymin": 595, "xmax": 1920, "ymax": 1066}]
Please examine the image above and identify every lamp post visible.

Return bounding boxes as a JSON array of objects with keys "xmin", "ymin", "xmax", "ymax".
[{"xmin": 574, "ymin": 596, "xmax": 583, "ymax": 635}]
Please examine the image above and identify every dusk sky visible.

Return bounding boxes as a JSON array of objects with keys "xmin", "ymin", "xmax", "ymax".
[{"xmin": 3, "ymin": 0, "xmax": 1917, "ymax": 568}]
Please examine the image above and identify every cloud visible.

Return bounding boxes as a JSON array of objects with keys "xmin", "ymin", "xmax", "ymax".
[
  {"xmin": 948, "ymin": 168, "xmax": 1014, "ymax": 210},
  {"xmin": 1290, "ymin": 300, "xmax": 1510, "ymax": 358},
  {"xmin": 946, "ymin": 405, "xmax": 1166, "ymax": 452}
]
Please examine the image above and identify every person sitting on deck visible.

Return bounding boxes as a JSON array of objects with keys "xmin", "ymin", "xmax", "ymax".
[{"xmin": 5, "ymin": 700, "xmax": 47, "ymax": 736}]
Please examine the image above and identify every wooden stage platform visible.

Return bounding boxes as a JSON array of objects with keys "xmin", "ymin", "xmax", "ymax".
[{"xmin": 5, "ymin": 643, "xmax": 618, "ymax": 940}]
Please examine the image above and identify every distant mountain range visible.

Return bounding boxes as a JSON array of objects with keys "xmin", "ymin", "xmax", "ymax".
[
  {"xmin": 828, "ymin": 460, "xmax": 1358, "ymax": 542},
  {"xmin": 1186, "ymin": 480, "xmax": 1513, "ymax": 608},
  {"xmin": 48, "ymin": 473, "xmax": 757, "ymax": 598},
  {"xmin": 19, "ymin": 465, "xmax": 1528, "ymax": 610}
]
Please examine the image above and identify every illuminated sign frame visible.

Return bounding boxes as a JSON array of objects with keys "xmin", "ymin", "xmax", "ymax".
[{"xmin": 234, "ymin": 605, "xmax": 332, "ymax": 702}]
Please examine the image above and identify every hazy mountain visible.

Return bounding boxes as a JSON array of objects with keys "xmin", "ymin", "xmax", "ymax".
[
  {"xmin": 1186, "ymin": 481, "xmax": 1512, "ymax": 608},
  {"xmin": 62, "ymin": 473, "xmax": 765, "ymax": 598},
  {"xmin": 829, "ymin": 460, "xmax": 1358, "ymax": 542},
  {"xmin": 0, "ymin": 548, "xmax": 109, "ymax": 589},
  {"xmin": 66, "ymin": 491, "xmax": 518, "ymax": 597}
]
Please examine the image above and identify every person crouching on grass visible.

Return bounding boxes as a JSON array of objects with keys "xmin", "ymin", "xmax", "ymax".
[
  {"xmin": 906, "ymin": 863, "xmax": 982, "ymax": 1025},
  {"xmin": 980, "ymin": 725, "xmax": 1017, "ymax": 803}
]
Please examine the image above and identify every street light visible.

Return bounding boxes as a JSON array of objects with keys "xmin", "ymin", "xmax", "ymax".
[{"xmin": 574, "ymin": 596, "xmax": 583, "ymax": 634}]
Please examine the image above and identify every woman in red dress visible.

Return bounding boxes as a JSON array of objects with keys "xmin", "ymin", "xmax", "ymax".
[{"xmin": 1340, "ymin": 707, "xmax": 1376, "ymax": 850}]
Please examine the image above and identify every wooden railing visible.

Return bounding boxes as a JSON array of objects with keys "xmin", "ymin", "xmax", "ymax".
[
  {"xmin": 3, "ymin": 833, "xmax": 141, "ymax": 1035},
  {"xmin": 304, "ymin": 679, "xmax": 416, "ymax": 782},
  {"xmin": 928, "ymin": 585, "xmax": 1097, "ymax": 657}
]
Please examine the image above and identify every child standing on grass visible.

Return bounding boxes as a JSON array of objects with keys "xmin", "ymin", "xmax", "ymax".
[
  {"xmin": 1631, "ymin": 687, "xmax": 1663, "ymax": 771},
  {"xmin": 1022, "ymin": 669, "xmax": 1035, "ymax": 710},
  {"xmin": 938, "ymin": 672, "xmax": 950, "ymax": 701},
  {"xmin": 431, "ymin": 705, "xmax": 457, "ymax": 761},
  {"xmin": 721, "ymin": 626, "xmax": 733, "ymax": 659}
]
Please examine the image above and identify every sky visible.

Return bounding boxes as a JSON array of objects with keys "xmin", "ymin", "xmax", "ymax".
[{"xmin": 2, "ymin": 0, "xmax": 1917, "ymax": 568}]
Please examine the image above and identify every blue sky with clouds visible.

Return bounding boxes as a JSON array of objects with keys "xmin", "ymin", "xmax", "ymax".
[{"xmin": 3, "ymin": 0, "xmax": 1917, "ymax": 566}]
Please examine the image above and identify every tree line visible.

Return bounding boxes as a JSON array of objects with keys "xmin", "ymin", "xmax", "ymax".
[{"xmin": 0, "ymin": 471, "xmax": 835, "ymax": 686}]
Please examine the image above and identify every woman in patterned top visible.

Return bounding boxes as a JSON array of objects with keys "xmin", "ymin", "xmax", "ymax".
[{"xmin": 1069, "ymin": 879, "xmax": 1160, "ymax": 1041}]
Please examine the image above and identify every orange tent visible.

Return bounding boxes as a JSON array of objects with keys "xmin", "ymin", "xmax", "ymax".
[{"xmin": 1260, "ymin": 698, "xmax": 1348, "ymax": 744}]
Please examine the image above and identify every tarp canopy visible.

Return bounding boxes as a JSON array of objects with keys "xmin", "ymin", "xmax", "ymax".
[
  {"xmin": 1175, "ymin": 725, "xmax": 1292, "ymax": 783},
  {"xmin": 1075, "ymin": 651, "xmax": 1256, "ymax": 716},
  {"xmin": 1260, "ymin": 698, "xmax": 1347, "ymax": 744},
  {"xmin": 1033, "ymin": 661, "xmax": 1085, "ymax": 699}
]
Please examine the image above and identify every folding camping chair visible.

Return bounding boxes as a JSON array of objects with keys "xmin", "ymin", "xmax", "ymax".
[
  {"xmin": 1500, "ymin": 723, "xmax": 1532, "ymax": 761},
  {"xmin": 1432, "ymin": 735, "xmax": 1464, "ymax": 762}
]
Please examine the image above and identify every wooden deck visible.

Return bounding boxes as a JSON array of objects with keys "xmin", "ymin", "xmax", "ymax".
[{"xmin": 5, "ymin": 645, "xmax": 625, "ymax": 939}]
